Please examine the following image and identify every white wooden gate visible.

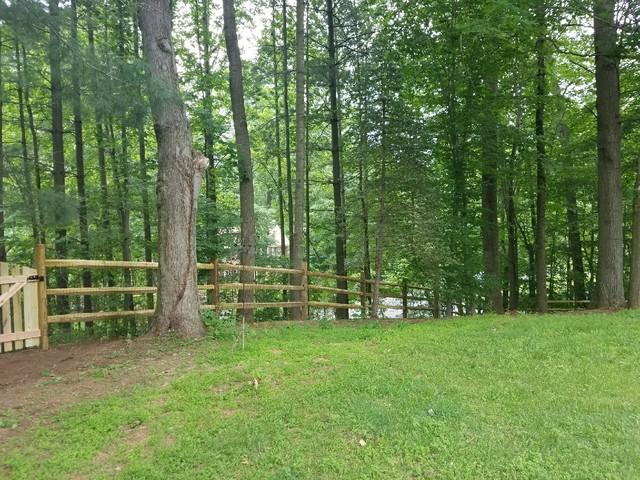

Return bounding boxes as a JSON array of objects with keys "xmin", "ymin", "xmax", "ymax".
[{"xmin": 0, "ymin": 263, "xmax": 40, "ymax": 352}]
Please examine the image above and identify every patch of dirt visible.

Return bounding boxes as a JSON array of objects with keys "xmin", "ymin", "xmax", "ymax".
[{"xmin": 0, "ymin": 336, "xmax": 199, "ymax": 442}]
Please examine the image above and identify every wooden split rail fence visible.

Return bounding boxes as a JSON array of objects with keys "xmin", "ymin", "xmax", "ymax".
[{"xmin": 32, "ymin": 245, "xmax": 439, "ymax": 350}]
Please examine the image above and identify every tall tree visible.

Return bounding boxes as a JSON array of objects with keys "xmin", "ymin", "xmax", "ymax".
[
  {"xmin": 630, "ymin": 155, "xmax": 640, "ymax": 307},
  {"xmin": 480, "ymin": 68, "xmax": 503, "ymax": 313},
  {"xmin": 291, "ymin": 0, "xmax": 306, "ymax": 320},
  {"xmin": 282, "ymin": 0, "xmax": 294, "ymax": 259},
  {"xmin": 594, "ymin": 0, "xmax": 624, "ymax": 308},
  {"xmin": 223, "ymin": 0, "xmax": 257, "ymax": 321},
  {"xmin": 326, "ymin": 0, "xmax": 348, "ymax": 318},
  {"xmin": 0, "ymin": 34, "xmax": 5, "ymax": 262},
  {"xmin": 49, "ymin": 0, "xmax": 69, "ymax": 315},
  {"xmin": 138, "ymin": 0, "xmax": 208, "ymax": 336},
  {"xmin": 71, "ymin": 0, "xmax": 93, "ymax": 313},
  {"xmin": 535, "ymin": 1, "xmax": 547, "ymax": 312}
]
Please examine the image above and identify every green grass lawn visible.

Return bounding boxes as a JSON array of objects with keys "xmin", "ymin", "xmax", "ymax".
[{"xmin": 3, "ymin": 312, "xmax": 640, "ymax": 479}]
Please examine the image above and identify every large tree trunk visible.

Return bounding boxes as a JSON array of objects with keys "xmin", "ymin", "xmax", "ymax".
[
  {"xmin": 629, "ymin": 156, "xmax": 640, "ymax": 307},
  {"xmin": 223, "ymin": 0, "xmax": 257, "ymax": 322},
  {"xmin": 291, "ymin": 0, "xmax": 306, "ymax": 320},
  {"xmin": 594, "ymin": 0, "xmax": 624, "ymax": 308},
  {"xmin": 480, "ymin": 71, "xmax": 503, "ymax": 313},
  {"xmin": 535, "ymin": 2, "xmax": 547, "ymax": 313},
  {"xmin": 593, "ymin": 0, "xmax": 624, "ymax": 308},
  {"xmin": 49, "ymin": 0, "xmax": 69, "ymax": 318},
  {"xmin": 326, "ymin": 0, "xmax": 348, "ymax": 319},
  {"xmin": 138, "ymin": 0, "xmax": 207, "ymax": 337}
]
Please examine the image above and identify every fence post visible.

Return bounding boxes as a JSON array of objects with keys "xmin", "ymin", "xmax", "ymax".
[
  {"xmin": 35, "ymin": 244, "xmax": 49, "ymax": 350},
  {"xmin": 402, "ymin": 279, "xmax": 408, "ymax": 319},
  {"xmin": 213, "ymin": 259, "xmax": 220, "ymax": 316},
  {"xmin": 301, "ymin": 263, "xmax": 308, "ymax": 321},
  {"xmin": 360, "ymin": 272, "xmax": 366, "ymax": 318}
]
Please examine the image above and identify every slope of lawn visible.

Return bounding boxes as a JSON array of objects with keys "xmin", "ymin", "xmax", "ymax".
[{"xmin": 3, "ymin": 312, "xmax": 640, "ymax": 479}]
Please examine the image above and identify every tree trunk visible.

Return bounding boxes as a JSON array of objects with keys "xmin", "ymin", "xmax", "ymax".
[
  {"xmin": 14, "ymin": 40, "xmax": 38, "ymax": 242},
  {"xmin": 271, "ymin": 0, "xmax": 286, "ymax": 258},
  {"xmin": 223, "ymin": 0, "xmax": 257, "ymax": 322},
  {"xmin": 138, "ymin": 0, "xmax": 207, "ymax": 337},
  {"xmin": 629, "ymin": 156, "xmax": 640, "ymax": 307},
  {"xmin": 71, "ymin": 0, "xmax": 93, "ymax": 314},
  {"xmin": 594, "ymin": 0, "xmax": 624, "ymax": 308},
  {"xmin": 371, "ymin": 100, "xmax": 388, "ymax": 319},
  {"xmin": 506, "ymin": 144, "xmax": 519, "ymax": 311},
  {"xmin": 535, "ymin": 3, "xmax": 547, "ymax": 313},
  {"xmin": 49, "ymin": 0, "xmax": 69, "ymax": 317},
  {"xmin": 0, "ymin": 33, "xmax": 5, "ymax": 262},
  {"xmin": 22, "ymin": 46, "xmax": 44, "ymax": 244},
  {"xmin": 282, "ymin": 0, "xmax": 294, "ymax": 262},
  {"xmin": 326, "ymin": 0, "xmax": 348, "ymax": 319},
  {"xmin": 133, "ymin": 11, "xmax": 154, "ymax": 310},
  {"xmin": 291, "ymin": 0, "xmax": 306, "ymax": 320},
  {"xmin": 480, "ymin": 71, "xmax": 503, "ymax": 313},
  {"xmin": 566, "ymin": 183, "xmax": 586, "ymax": 301}
]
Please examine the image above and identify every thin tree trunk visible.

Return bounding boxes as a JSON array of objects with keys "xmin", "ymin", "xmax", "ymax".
[
  {"xmin": 566, "ymin": 183, "xmax": 586, "ymax": 301},
  {"xmin": 138, "ymin": 0, "xmax": 207, "ymax": 337},
  {"xmin": 506, "ymin": 141, "xmax": 519, "ymax": 311},
  {"xmin": 291, "ymin": 0, "xmax": 306, "ymax": 319},
  {"xmin": 0, "ymin": 34, "xmax": 5, "ymax": 262},
  {"xmin": 22, "ymin": 46, "xmax": 44, "ymax": 244},
  {"xmin": 133, "ymin": 10, "xmax": 154, "ymax": 310},
  {"xmin": 594, "ymin": 0, "xmax": 624, "ymax": 308},
  {"xmin": 629, "ymin": 156, "xmax": 640, "ymax": 307},
  {"xmin": 271, "ymin": 0, "xmax": 286, "ymax": 258},
  {"xmin": 14, "ymin": 40, "xmax": 38, "ymax": 242},
  {"xmin": 371, "ymin": 100, "xmax": 388, "ymax": 320},
  {"xmin": 326, "ymin": 0, "xmax": 348, "ymax": 318},
  {"xmin": 223, "ymin": 0, "xmax": 257, "ymax": 322},
  {"xmin": 71, "ymin": 0, "xmax": 93, "ymax": 314},
  {"xmin": 282, "ymin": 0, "xmax": 294, "ymax": 262},
  {"xmin": 49, "ymin": 0, "xmax": 69, "ymax": 318},
  {"xmin": 535, "ymin": 2, "xmax": 547, "ymax": 313}
]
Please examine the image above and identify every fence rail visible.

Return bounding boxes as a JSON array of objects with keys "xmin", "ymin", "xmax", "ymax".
[{"xmin": 33, "ymin": 244, "xmax": 441, "ymax": 349}]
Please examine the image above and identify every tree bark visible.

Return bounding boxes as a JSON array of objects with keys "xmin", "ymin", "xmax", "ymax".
[
  {"xmin": 71, "ymin": 0, "xmax": 93, "ymax": 314},
  {"xmin": 291, "ymin": 0, "xmax": 306, "ymax": 319},
  {"xmin": 535, "ymin": 2, "xmax": 547, "ymax": 313},
  {"xmin": 282, "ymin": 0, "xmax": 294, "ymax": 262},
  {"xmin": 629, "ymin": 156, "xmax": 640, "ymax": 307},
  {"xmin": 0, "ymin": 33, "xmax": 5, "ymax": 262},
  {"xmin": 223, "ymin": 0, "xmax": 257, "ymax": 322},
  {"xmin": 594, "ymin": 0, "xmax": 624, "ymax": 308},
  {"xmin": 22, "ymin": 46, "xmax": 44, "ymax": 244},
  {"xmin": 49, "ymin": 0, "xmax": 69, "ymax": 317},
  {"xmin": 480, "ymin": 70, "xmax": 503, "ymax": 313},
  {"xmin": 566, "ymin": 182, "xmax": 586, "ymax": 301},
  {"xmin": 138, "ymin": 0, "xmax": 207, "ymax": 336},
  {"xmin": 14, "ymin": 40, "xmax": 38, "ymax": 242},
  {"xmin": 326, "ymin": 0, "xmax": 348, "ymax": 319},
  {"xmin": 271, "ymin": 0, "xmax": 286, "ymax": 258},
  {"xmin": 371, "ymin": 100, "xmax": 388, "ymax": 320}
]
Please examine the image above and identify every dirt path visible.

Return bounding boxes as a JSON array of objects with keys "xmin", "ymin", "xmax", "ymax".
[{"xmin": 0, "ymin": 336, "xmax": 201, "ymax": 442}]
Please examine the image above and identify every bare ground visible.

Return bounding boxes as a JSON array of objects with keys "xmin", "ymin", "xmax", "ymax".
[{"xmin": 0, "ymin": 335, "xmax": 202, "ymax": 442}]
